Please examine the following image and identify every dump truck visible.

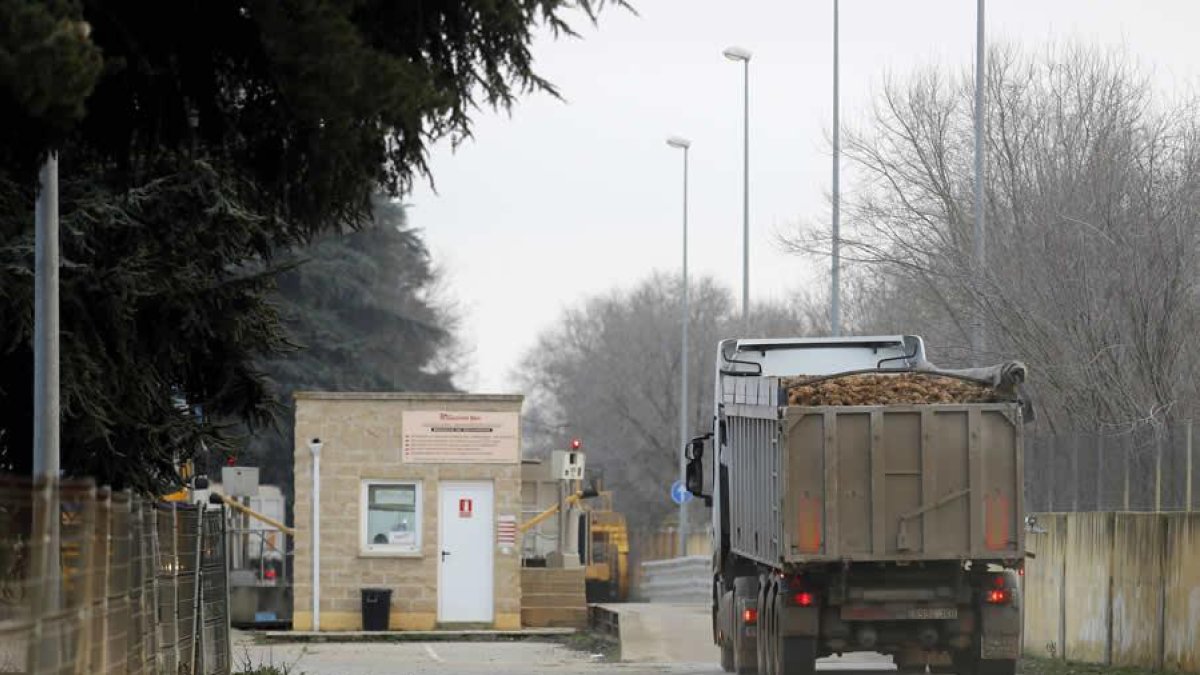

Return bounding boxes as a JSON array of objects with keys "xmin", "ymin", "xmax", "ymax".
[{"xmin": 685, "ymin": 335, "xmax": 1028, "ymax": 675}]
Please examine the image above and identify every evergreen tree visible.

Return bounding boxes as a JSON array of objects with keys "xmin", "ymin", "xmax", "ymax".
[
  {"xmin": 219, "ymin": 197, "xmax": 459, "ymax": 499},
  {"xmin": 0, "ymin": 0, "xmax": 618, "ymax": 489}
]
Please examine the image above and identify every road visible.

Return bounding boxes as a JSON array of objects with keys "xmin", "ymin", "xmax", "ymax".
[
  {"xmin": 235, "ymin": 637, "xmax": 896, "ymax": 675},
  {"xmin": 233, "ymin": 603, "xmax": 897, "ymax": 675}
]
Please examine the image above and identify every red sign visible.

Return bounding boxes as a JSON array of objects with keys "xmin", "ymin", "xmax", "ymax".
[{"xmin": 458, "ymin": 498, "xmax": 473, "ymax": 518}]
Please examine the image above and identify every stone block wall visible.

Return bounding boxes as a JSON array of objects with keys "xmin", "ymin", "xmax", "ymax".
[{"xmin": 291, "ymin": 392, "xmax": 523, "ymax": 631}]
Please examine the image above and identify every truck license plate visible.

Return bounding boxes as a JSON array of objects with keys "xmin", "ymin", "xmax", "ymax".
[{"xmin": 908, "ymin": 607, "xmax": 957, "ymax": 620}]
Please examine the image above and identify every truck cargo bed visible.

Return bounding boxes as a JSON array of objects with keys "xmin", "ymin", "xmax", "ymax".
[{"xmin": 727, "ymin": 403, "xmax": 1024, "ymax": 567}]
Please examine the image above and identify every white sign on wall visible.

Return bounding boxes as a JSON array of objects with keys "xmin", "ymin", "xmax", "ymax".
[{"xmin": 401, "ymin": 410, "xmax": 520, "ymax": 464}]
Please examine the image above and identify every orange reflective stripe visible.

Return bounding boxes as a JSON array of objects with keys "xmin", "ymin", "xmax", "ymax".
[
  {"xmin": 797, "ymin": 495, "xmax": 823, "ymax": 553},
  {"xmin": 984, "ymin": 492, "xmax": 1011, "ymax": 550}
]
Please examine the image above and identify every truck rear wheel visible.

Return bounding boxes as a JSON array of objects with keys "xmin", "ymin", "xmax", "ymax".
[
  {"xmin": 721, "ymin": 642, "xmax": 736, "ymax": 672},
  {"xmin": 775, "ymin": 637, "xmax": 817, "ymax": 675},
  {"xmin": 733, "ymin": 576, "xmax": 759, "ymax": 674},
  {"xmin": 760, "ymin": 577, "xmax": 816, "ymax": 675},
  {"xmin": 757, "ymin": 581, "xmax": 774, "ymax": 675}
]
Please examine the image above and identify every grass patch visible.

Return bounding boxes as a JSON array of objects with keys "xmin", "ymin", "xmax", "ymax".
[
  {"xmin": 1020, "ymin": 656, "xmax": 1171, "ymax": 675},
  {"xmin": 554, "ymin": 630, "xmax": 620, "ymax": 662},
  {"xmin": 233, "ymin": 647, "xmax": 306, "ymax": 675}
]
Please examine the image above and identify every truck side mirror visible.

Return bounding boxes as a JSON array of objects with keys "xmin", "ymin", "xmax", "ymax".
[
  {"xmin": 685, "ymin": 434, "xmax": 711, "ymax": 497},
  {"xmin": 686, "ymin": 457, "xmax": 704, "ymax": 496}
]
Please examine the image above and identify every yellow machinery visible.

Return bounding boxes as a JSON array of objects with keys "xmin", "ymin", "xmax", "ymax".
[
  {"xmin": 161, "ymin": 458, "xmax": 194, "ymax": 502},
  {"xmin": 581, "ymin": 489, "xmax": 629, "ymax": 603},
  {"xmin": 518, "ymin": 480, "xmax": 630, "ymax": 602}
]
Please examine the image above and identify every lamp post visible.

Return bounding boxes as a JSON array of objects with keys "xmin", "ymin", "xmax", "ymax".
[
  {"xmin": 30, "ymin": 152, "xmax": 61, "ymax": 672},
  {"xmin": 666, "ymin": 136, "xmax": 690, "ymax": 556},
  {"xmin": 831, "ymin": 1, "xmax": 842, "ymax": 336},
  {"xmin": 723, "ymin": 46, "xmax": 752, "ymax": 328},
  {"xmin": 972, "ymin": 0, "xmax": 986, "ymax": 361}
]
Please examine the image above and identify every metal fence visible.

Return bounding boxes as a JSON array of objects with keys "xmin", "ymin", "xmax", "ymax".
[
  {"xmin": 1026, "ymin": 421, "xmax": 1199, "ymax": 513},
  {"xmin": 0, "ymin": 476, "xmax": 230, "ymax": 675}
]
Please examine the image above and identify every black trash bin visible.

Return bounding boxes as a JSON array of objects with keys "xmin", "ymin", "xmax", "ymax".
[{"xmin": 360, "ymin": 588, "xmax": 392, "ymax": 631}]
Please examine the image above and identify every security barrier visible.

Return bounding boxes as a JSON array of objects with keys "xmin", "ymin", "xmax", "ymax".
[{"xmin": 0, "ymin": 476, "xmax": 230, "ymax": 674}]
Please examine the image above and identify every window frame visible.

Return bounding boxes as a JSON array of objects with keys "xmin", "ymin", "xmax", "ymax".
[{"xmin": 359, "ymin": 479, "xmax": 423, "ymax": 557}]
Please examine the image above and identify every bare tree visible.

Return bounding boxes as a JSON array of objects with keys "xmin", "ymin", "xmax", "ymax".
[
  {"xmin": 786, "ymin": 45, "xmax": 1200, "ymax": 432},
  {"xmin": 517, "ymin": 273, "xmax": 822, "ymax": 530}
]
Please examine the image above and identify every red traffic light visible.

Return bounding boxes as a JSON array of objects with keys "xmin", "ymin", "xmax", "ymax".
[{"xmin": 570, "ymin": 438, "xmax": 582, "ymax": 450}]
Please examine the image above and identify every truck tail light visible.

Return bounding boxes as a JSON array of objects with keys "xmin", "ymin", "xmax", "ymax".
[
  {"xmin": 986, "ymin": 589, "xmax": 1009, "ymax": 605},
  {"xmin": 792, "ymin": 591, "xmax": 816, "ymax": 607},
  {"xmin": 742, "ymin": 608, "xmax": 758, "ymax": 625}
]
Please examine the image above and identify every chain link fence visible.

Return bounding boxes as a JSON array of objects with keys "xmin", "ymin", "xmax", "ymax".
[
  {"xmin": 1026, "ymin": 421, "xmax": 1199, "ymax": 513},
  {"xmin": 0, "ymin": 476, "xmax": 230, "ymax": 675}
]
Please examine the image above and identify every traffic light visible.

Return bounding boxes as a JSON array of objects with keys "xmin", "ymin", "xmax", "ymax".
[{"xmin": 570, "ymin": 438, "xmax": 582, "ymax": 450}]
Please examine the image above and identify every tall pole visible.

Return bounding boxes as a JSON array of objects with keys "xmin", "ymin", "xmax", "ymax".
[
  {"xmin": 667, "ymin": 136, "xmax": 691, "ymax": 557},
  {"xmin": 33, "ymin": 154, "xmax": 61, "ymax": 623},
  {"xmin": 831, "ymin": 0, "xmax": 841, "ymax": 337},
  {"xmin": 972, "ymin": 0, "xmax": 986, "ymax": 360},
  {"xmin": 34, "ymin": 153, "xmax": 61, "ymax": 483},
  {"xmin": 309, "ymin": 439, "xmax": 322, "ymax": 631},
  {"xmin": 724, "ymin": 47, "xmax": 753, "ymax": 329},
  {"xmin": 679, "ymin": 144, "xmax": 690, "ymax": 556},
  {"xmin": 741, "ymin": 58, "xmax": 750, "ymax": 328}
]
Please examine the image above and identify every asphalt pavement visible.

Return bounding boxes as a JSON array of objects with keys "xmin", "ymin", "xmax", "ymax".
[
  {"xmin": 235, "ymin": 633, "xmax": 896, "ymax": 675},
  {"xmin": 236, "ymin": 638, "xmax": 701, "ymax": 674},
  {"xmin": 235, "ymin": 601, "xmax": 897, "ymax": 675}
]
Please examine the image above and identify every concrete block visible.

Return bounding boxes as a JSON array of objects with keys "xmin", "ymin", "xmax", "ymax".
[
  {"xmin": 1164, "ymin": 514, "xmax": 1200, "ymax": 671},
  {"xmin": 1064, "ymin": 512, "xmax": 1113, "ymax": 663},
  {"xmin": 1023, "ymin": 513, "xmax": 1067, "ymax": 659},
  {"xmin": 1111, "ymin": 513, "xmax": 1165, "ymax": 667},
  {"xmin": 521, "ymin": 607, "xmax": 588, "ymax": 629}
]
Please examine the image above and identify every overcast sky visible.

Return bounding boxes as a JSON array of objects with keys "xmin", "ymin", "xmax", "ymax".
[{"xmin": 410, "ymin": 0, "xmax": 1200, "ymax": 393}]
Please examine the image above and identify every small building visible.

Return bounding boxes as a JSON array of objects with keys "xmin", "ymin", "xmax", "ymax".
[{"xmin": 291, "ymin": 392, "xmax": 524, "ymax": 631}]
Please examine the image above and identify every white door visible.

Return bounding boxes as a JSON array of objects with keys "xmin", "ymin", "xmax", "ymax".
[{"xmin": 438, "ymin": 481, "xmax": 494, "ymax": 623}]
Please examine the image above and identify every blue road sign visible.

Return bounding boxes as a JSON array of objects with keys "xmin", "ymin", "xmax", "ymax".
[{"xmin": 671, "ymin": 480, "xmax": 694, "ymax": 505}]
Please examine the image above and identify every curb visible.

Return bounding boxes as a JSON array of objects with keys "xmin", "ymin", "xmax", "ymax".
[{"xmin": 259, "ymin": 628, "xmax": 577, "ymax": 643}]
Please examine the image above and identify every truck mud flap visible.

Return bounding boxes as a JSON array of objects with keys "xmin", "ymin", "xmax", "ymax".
[
  {"xmin": 979, "ymin": 604, "xmax": 1020, "ymax": 659},
  {"xmin": 778, "ymin": 606, "xmax": 819, "ymax": 638}
]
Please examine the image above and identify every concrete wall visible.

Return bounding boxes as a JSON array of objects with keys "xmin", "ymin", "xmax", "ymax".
[
  {"xmin": 291, "ymin": 393, "xmax": 524, "ymax": 631},
  {"xmin": 1023, "ymin": 511, "xmax": 1200, "ymax": 670},
  {"xmin": 1063, "ymin": 512, "xmax": 1112, "ymax": 663},
  {"xmin": 1022, "ymin": 513, "xmax": 1066, "ymax": 658},
  {"xmin": 1111, "ymin": 514, "xmax": 1164, "ymax": 667},
  {"xmin": 638, "ymin": 556, "xmax": 710, "ymax": 603},
  {"xmin": 1164, "ymin": 515, "xmax": 1200, "ymax": 671}
]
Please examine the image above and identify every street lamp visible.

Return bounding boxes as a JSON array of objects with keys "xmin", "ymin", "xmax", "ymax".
[
  {"xmin": 666, "ymin": 135, "xmax": 690, "ymax": 556},
  {"xmin": 972, "ymin": 0, "xmax": 986, "ymax": 362},
  {"xmin": 723, "ymin": 46, "xmax": 752, "ymax": 328},
  {"xmin": 831, "ymin": 1, "xmax": 842, "ymax": 336},
  {"xmin": 32, "ymin": 151, "xmax": 61, "ymax": 663}
]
